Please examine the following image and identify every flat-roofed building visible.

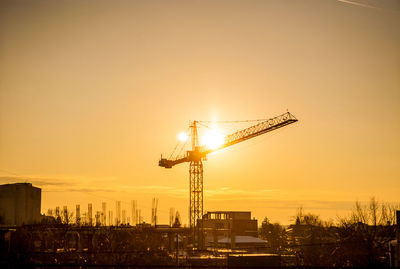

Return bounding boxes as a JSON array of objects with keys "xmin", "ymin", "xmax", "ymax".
[
  {"xmin": 201, "ymin": 211, "xmax": 258, "ymax": 247},
  {"xmin": 0, "ymin": 183, "xmax": 41, "ymax": 225}
]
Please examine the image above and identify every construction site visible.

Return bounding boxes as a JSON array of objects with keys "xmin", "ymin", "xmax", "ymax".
[
  {"xmin": 2, "ymin": 0, "xmax": 399, "ymax": 266},
  {"xmin": 158, "ymin": 111, "xmax": 298, "ymax": 250},
  {"xmin": 2, "ymin": 111, "xmax": 398, "ymax": 268},
  {"xmin": 0, "ymin": 112, "xmax": 302, "ymax": 267},
  {"xmin": 1, "ymin": 110, "xmax": 400, "ymax": 268}
]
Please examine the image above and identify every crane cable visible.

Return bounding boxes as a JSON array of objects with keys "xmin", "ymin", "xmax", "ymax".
[
  {"xmin": 197, "ymin": 122, "xmax": 230, "ymax": 137},
  {"xmin": 197, "ymin": 121, "xmax": 246, "ymax": 136},
  {"xmin": 198, "ymin": 118, "xmax": 275, "ymax": 137},
  {"xmin": 176, "ymin": 137, "xmax": 188, "ymax": 160},
  {"xmin": 198, "ymin": 118, "xmax": 269, "ymax": 124},
  {"xmin": 169, "ymin": 127, "xmax": 190, "ymax": 160},
  {"xmin": 168, "ymin": 141, "xmax": 181, "ymax": 160}
]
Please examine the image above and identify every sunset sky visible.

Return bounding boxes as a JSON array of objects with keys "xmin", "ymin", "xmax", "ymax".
[{"xmin": 0, "ymin": 0, "xmax": 399, "ymax": 225}]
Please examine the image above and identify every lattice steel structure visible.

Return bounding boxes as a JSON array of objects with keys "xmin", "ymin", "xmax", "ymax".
[
  {"xmin": 189, "ymin": 160, "xmax": 203, "ymax": 243},
  {"xmin": 188, "ymin": 120, "xmax": 203, "ymax": 244},
  {"xmin": 159, "ymin": 111, "xmax": 298, "ymax": 249}
]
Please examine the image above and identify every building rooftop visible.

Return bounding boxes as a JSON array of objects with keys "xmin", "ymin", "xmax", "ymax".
[
  {"xmin": 203, "ymin": 211, "xmax": 253, "ymax": 220},
  {"xmin": 206, "ymin": 211, "xmax": 251, "ymax": 213},
  {"xmin": 0, "ymin": 182, "xmax": 34, "ymax": 187},
  {"xmin": 218, "ymin": 236, "xmax": 267, "ymax": 244}
]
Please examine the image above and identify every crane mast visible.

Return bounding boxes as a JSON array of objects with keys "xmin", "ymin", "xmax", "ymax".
[
  {"xmin": 159, "ymin": 111, "xmax": 298, "ymax": 249},
  {"xmin": 189, "ymin": 121, "xmax": 203, "ymax": 244}
]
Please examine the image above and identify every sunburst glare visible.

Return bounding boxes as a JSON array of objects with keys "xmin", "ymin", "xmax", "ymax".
[{"xmin": 203, "ymin": 128, "xmax": 225, "ymax": 150}]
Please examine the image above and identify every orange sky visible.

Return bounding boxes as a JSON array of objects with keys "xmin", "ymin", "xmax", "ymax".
[{"xmin": 0, "ymin": 0, "xmax": 399, "ymax": 225}]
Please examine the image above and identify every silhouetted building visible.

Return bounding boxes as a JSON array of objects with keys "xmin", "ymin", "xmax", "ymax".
[
  {"xmin": 88, "ymin": 203, "xmax": 93, "ymax": 226},
  {"xmin": 76, "ymin": 204, "xmax": 81, "ymax": 225},
  {"xmin": 108, "ymin": 210, "xmax": 113, "ymax": 226},
  {"xmin": 202, "ymin": 211, "xmax": 258, "ymax": 247},
  {"xmin": 0, "ymin": 183, "xmax": 41, "ymax": 225},
  {"xmin": 131, "ymin": 200, "xmax": 137, "ymax": 226},
  {"xmin": 218, "ymin": 235, "xmax": 267, "ymax": 249},
  {"xmin": 116, "ymin": 201, "xmax": 121, "ymax": 226},
  {"xmin": 122, "ymin": 210, "xmax": 126, "ymax": 224},
  {"xmin": 102, "ymin": 202, "xmax": 107, "ymax": 225}
]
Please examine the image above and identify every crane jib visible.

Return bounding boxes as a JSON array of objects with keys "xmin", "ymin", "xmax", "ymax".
[
  {"xmin": 158, "ymin": 112, "xmax": 298, "ymax": 168},
  {"xmin": 219, "ymin": 118, "xmax": 298, "ymax": 150}
]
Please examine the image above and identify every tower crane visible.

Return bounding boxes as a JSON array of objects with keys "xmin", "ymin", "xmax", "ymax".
[{"xmin": 159, "ymin": 111, "xmax": 298, "ymax": 247}]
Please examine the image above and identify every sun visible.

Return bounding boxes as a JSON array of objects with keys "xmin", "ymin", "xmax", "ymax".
[
  {"xmin": 203, "ymin": 129, "xmax": 225, "ymax": 150},
  {"xmin": 177, "ymin": 132, "xmax": 188, "ymax": 142}
]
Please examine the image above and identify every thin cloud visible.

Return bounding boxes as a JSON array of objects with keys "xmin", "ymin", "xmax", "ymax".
[
  {"xmin": 44, "ymin": 188, "xmax": 116, "ymax": 193},
  {"xmin": 117, "ymin": 185, "xmax": 188, "ymax": 196},
  {"xmin": 206, "ymin": 187, "xmax": 278, "ymax": 198},
  {"xmin": 337, "ymin": 0, "xmax": 400, "ymax": 13},
  {"xmin": 128, "ymin": 185, "xmax": 176, "ymax": 190},
  {"xmin": 0, "ymin": 176, "xmax": 72, "ymax": 186}
]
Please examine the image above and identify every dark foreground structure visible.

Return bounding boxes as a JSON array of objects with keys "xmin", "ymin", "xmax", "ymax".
[
  {"xmin": 0, "ymin": 183, "xmax": 41, "ymax": 226},
  {"xmin": 0, "ymin": 224, "xmax": 292, "ymax": 268},
  {"xmin": 1, "ymin": 223, "xmax": 399, "ymax": 268},
  {"xmin": 0, "ymin": 225, "xmax": 191, "ymax": 268}
]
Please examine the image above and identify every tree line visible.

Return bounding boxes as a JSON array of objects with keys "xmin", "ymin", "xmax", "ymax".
[{"xmin": 259, "ymin": 198, "xmax": 399, "ymax": 267}]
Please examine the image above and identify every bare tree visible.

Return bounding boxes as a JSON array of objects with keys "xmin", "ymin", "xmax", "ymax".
[{"xmin": 336, "ymin": 197, "xmax": 400, "ymax": 267}]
